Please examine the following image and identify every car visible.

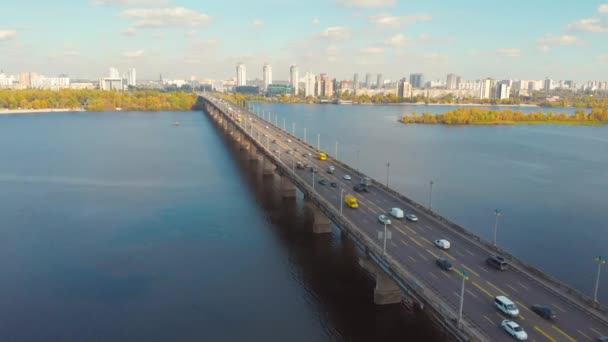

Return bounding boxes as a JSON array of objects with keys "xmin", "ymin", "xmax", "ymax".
[
  {"xmin": 343, "ymin": 175, "xmax": 352, "ymax": 180},
  {"xmin": 501, "ymin": 320, "xmax": 527, "ymax": 341},
  {"xmin": 265, "ymin": 125, "xmax": 269, "ymax": 129},
  {"xmin": 296, "ymin": 162, "xmax": 305, "ymax": 169},
  {"xmin": 531, "ymin": 305, "xmax": 556, "ymax": 320},
  {"xmin": 436, "ymin": 258, "xmax": 453, "ymax": 271},
  {"xmin": 405, "ymin": 214, "xmax": 418, "ymax": 222},
  {"xmin": 378, "ymin": 214, "xmax": 391, "ymax": 225},
  {"xmin": 287, "ymin": 139, "xmax": 292, "ymax": 143},
  {"xmin": 486, "ymin": 255, "xmax": 509, "ymax": 271},
  {"xmin": 495, "ymin": 296, "xmax": 519, "ymax": 317},
  {"xmin": 330, "ymin": 182, "xmax": 338, "ymax": 188},
  {"xmin": 306, "ymin": 152, "xmax": 312, "ymax": 157},
  {"xmin": 354, "ymin": 184, "xmax": 369, "ymax": 193},
  {"xmin": 434, "ymin": 239, "xmax": 450, "ymax": 250},
  {"xmin": 328, "ymin": 166, "xmax": 336, "ymax": 174},
  {"xmin": 272, "ymin": 139, "xmax": 277, "ymax": 143},
  {"xmin": 310, "ymin": 167, "xmax": 318, "ymax": 173},
  {"xmin": 598, "ymin": 337, "xmax": 608, "ymax": 342},
  {"xmin": 294, "ymin": 147, "xmax": 299, "ymax": 152},
  {"xmin": 273, "ymin": 149, "xmax": 279, "ymax": 153},
  {"xmin": 390, "ymin": 208, "xmax": 404, "ymax": 219},
  {"xmin": 263, "ymin": 134, "xmax": 268, "ymax": 137},
  {"xmin": 319, "ymin": 179, "xmax": 327, "ymax": 185},
  {"xmin": 286, "ymin": 149, "xmax": 292, "ymax": 154}
]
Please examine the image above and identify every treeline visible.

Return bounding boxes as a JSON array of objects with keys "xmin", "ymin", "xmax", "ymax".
[
  {"xmin": 401, "ymin": 107, "xmax": 608, "ymax": 125},
  {"xmin": 0, "ymin": 90, "xmax": 198, "ymax": 111}
]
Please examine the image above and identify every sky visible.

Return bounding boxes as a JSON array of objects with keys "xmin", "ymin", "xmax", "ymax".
[{"xmin": 1, "ymin": 0, "xmax": 608, "ymax": 82}]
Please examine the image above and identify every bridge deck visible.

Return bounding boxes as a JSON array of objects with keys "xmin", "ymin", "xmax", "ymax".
[{"xmin": 205, "ymin": 95, "xmax": 608, "ymax": 342}]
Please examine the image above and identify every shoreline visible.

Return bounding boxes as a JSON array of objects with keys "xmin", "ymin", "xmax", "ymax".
[
  {"xmin": 0, "ymin": 108, "xmax": 85, "ymax": 115},
  {"xmin": 250, "ymin": 101, "xmax": 544, "ymax": 108}
]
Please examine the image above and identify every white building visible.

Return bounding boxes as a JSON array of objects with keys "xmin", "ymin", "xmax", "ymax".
[
  {"xmin": 127, "ymin": 68, "xmax": 137, "ymax": 87},
  {"xmin": 544, "ymin": 78, "xmax": 553, "ymax": 92},
  {"xmin": 304, "ymin": 72, "xmax": 315, "ymax": 97},
  {"xmin": 0, "ymin": 72, "xmax": 16, "ymax": 89},
  {"xmin": 497, "ymin": 83, "xmax": 511, "ymax": 100},
  {"xmin": 446, "ymin": 73, "xmax": 460, "ymax": 90},
  {"xmin": 458, "ymin": 80, "xmax": 481, "ymax": 90},
  {"xmin": 109, "ymin": 67, "xmax": 120, "ymax": 79},
  {"xmin": 262, "ymin": 63, "xmax": 272, "ymax": 90},
  {"xmin": 480, "ymin": 78, "xmax": 495, "ymax": 99},
  {"xmin": 31, "ymin": 76, "xmax": 70, "ymax": 90},
  {"xmin": 290, "ymin": 65, "xmax": 299, "ymax": 95},
  {"xmin": 236, "ymin": 63, "xmax": 246, "ymax": 86}
]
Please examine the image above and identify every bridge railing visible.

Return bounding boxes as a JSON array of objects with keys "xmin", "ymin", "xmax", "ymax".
[{"xmin": 203, "ymin": 96, "xmax": 493, "ymax": 341}]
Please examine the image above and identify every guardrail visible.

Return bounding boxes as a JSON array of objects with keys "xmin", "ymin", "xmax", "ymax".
[{"xmin": 203, "ymin": 97, "xmax": 493, "ymax": 342}]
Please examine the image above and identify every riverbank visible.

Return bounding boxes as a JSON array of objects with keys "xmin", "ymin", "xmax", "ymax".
[{"xmin": 0, "ymin": 108, "xmax": 85, "ymax": 115}]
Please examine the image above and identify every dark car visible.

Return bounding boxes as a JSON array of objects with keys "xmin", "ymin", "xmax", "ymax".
[
  {"xmin": 598, "ymin": 337, "xmax": 608, "ymax": 342},
  {"xmin": 330, "ymin": 182, "xmax": 338, "ymax": 188},
  {"xmin": 436, "ymin": 258, "xmax": 453, "ymax": 271},
  {"xmin": 486, "ymin": 255, "xmax": 509, "ymax": 271},
  {"xmin": 531, "ymin": 305, "xmax": 556, "ymax": 320},
  {"xmin": 353, "ymin": 184, "xmax": 369, "ymax": 193},
  {"xmin": 319, "ymin": 179, "xmax": 327, "ymax": 185},
  {"xmin": 310, "ymin": 167, "xmax": 318, "ymax": 173}
]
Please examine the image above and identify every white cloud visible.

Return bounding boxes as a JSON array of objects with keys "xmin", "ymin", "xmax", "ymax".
[
  {"xmin": 122, "ymin": 27, "xmax": 137, "ymax": 36},
  {"xmin": 496, "ymin": 48, "xmax": 521, "ymax": 57},
  {"xmin": 369, "ymin": 13, "xmax": 431, "ymax": 29},
  {"xmin": 119, "ymin": 7, "xmax": 210, "ymax": 28},
  {"xmin": 252, "ymin": 19, "xmax": 264, "ymax": 28},
  {"xmin": 191, "ymin": 39, "xmax": 220, "ymax": 53},
  {"xmin": 311, "ymin": 18, "xmax": 321, "ymax": 25},
  {"xmin": 599, "ymin": 4, "xmax": 608, "ymax": 14},
  {"xmin": 185, "ymin": 30, "xmax": 197, "ymax": 38},
  {"xmin": 92, "ymin": 0, "xmax": 170, "ymax": 6},
  {"xmin": 337, "ymin": 0, "xmax": 395, "ymax": 9},
  {"xmin": 49, "ymin": 44, "xmax": 80, "ymax": 59},
  {"xmin": 317, "ymin": 26, "xmax": 352, "ymax": 41},
  {"xmin": 0, "ymin": 30, "xmax": 17, "ymax": 41},
  {"xmin": 384, "ymin": 34, "xmax": 412, "ymax": 48},
  {"xmin": 359, "ymin": 46, "xmax": 384, "ymax": 55},
  {"xmin": 326, "ymin": 45, "xmax": 340, "ymax": 56},
  {"xmin": 537, "ymin": 34, "xmax": 580, "ymax": 51},
  {"xmin": 123, "ymin": 49, "xmax": 144, "ymax": 57},
  {"xmin": 566, "ymin": 18, "xmax": 608, "ymax": 33},
  {"xmin": 598, "ymin": 54, "xmax": 608, "ymax": 61}
]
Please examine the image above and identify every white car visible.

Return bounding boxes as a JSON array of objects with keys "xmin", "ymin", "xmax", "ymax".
[
  {"xmin": 287, "ymin": 139, "xmax": 292, "ymax": 143},
  {"xmin": 389, "ymin": 208, "xmax": 404, "ymax": 219},
  {"xmin": 378, "ymin": 214, "xmax": 392, "ymax": 225},
  {"xmin": 343, "ymin": 175, "xmax": 352, "ymax": 180},
  {"xmin": 434, "ymin": 239, "xmax": 450, "ymax": 250},
  {"xmin": 501, "ymin": 320, "xmax": 527, "ymax": 341},
  {"xmin": 265, "ymin": 125, "xmax": 269, "ymax": 129},
  {"xmin": 405, "ymin": 214, "xmax": 418, "ymax": 222}
]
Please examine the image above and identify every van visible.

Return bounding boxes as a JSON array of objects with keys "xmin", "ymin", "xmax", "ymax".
[
  {"xmin": 486, "ymin": 255, "xmax": 509, "ymax": 271},
  {"xmin": 495, "ymin": 296, "xmax": 519, "ymax": 317},
  {"xmin": 344, "ymin": 195, "xmax": 358, "ymax": 209},
  {"xmin": 389, "ymin": 208, "xmax": 404, "ymax": 219}
]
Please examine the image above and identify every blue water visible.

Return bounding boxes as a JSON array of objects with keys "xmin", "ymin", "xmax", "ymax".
[
  {"xmin": 254, "ymin": 103, "xmax": 608, "ymax": 302},
  {"xmin": 0, "ymin": 111, "xmax": 440, "ymax": 341}
]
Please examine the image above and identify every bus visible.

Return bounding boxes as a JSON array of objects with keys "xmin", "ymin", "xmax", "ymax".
[{"xmin": 318, "ymin": 152, "xmax": 327, "ymax": 161}]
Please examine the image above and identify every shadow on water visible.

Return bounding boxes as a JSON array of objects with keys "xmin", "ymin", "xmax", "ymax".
[{"xmin": 210, "ymin": 119, "xmax": 446, "ymax": 342}]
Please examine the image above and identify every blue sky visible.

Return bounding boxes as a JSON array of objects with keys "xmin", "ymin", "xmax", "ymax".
[{"xmin": 1, "ymin": 0, "xmax": 607, "ymax": 81}]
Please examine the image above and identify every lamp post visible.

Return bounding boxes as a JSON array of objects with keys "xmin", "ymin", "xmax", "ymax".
[
  {"xmin": 304, "ymin": 127, "xmax": 307, "ymax": 143},
  {"xmin": 312, "ymin": 168, "xmax": 315, "ymax": 192},
  {"xmin": 493, "ymin": 209, "xmax": 501, "ymax": 247},
  {"xmin": 335, "ymin": 141, "xmax": 339, "ymax": 160},
  {"xmin": 383, "ymin": 222, "xmax": 388, "ymax": 256},
  {"xmin": 429, "ymin": 180, "xmax": 434, "ymax": 211},
  {"xmin": 317, "ymin": 133, "xmax": 320, "ymax": 151},
  {"xmin": 458, "ymin": 269, "xmax": 469, "ymax": 327},
  {"xmin": 283, "ymin": 118, "xmax": 286, "ymax": 131},
  {"xmin": 386, "ymin": 162, "xmax": 391, "ymax": 188},
  {"xmin": 292, "ymin": 156, "xmax": 295, "ymax": 172},
  {"xmin": 292, "ymin": 122, "xmax": 295, "ymax": 135},
  {"xmin": 340, "ymin": 188, "xmax": 344, "ymax": 215},
  {"xmin": 356, "ymin": 149, "xmax": 360, "ymax": 171},
  {"xmin": 595, "ymin": 256, "xmax": 606, "ymax": 303}
]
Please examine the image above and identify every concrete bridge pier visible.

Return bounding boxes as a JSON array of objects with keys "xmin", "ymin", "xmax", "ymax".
[
  {"xmin": 359, "ymin": 256, "xmax": 402, "ymax": 305},
  {"xmin": 262, "ymin": 157, "xmax": 276, "ymax": 176},
  {"xmin": 280, "ymin": 175, "xmax": 297, "ymax": 199},
  {"xmin": 309, "ymin": 205, "xmax": 332, "ymax": 234},
  {"xmin": 248, "ymin": 146, "xmax": 260, "ymax": 162}
]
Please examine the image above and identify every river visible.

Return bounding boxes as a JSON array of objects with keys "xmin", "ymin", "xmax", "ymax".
[
  {"xmin": 253, "ymin": 102, "xmax": 608, "ymax": 303},
  {"xmin": 0, "ymin": 111, "xmax": 441, "ymax": 341}
]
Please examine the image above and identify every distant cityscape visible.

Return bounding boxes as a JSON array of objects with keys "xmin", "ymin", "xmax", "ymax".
[{"xmin": 2, "ymin": 63, "xmax": 608, "ymax": 102}]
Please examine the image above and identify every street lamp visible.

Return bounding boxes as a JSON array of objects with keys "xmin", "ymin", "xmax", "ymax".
[
  {"xmin": 312, "ymin": 168, "xmax": 315, "ymax": 192},
  {"xmin": 429, "ymin": 180, "xmax": 434, "ymax": 211},
  {"xmin": 317, "ymin": 133, "xmax": 320, "ymax": 151},
  {"xmin": 386, "ymin": 162, "xmax": 391, "ymax": 188},
  {"xmin": 292, "ymin": 122, "xmax": 295, "ymax": 135},
  {"xmin": 458, "ymin": 269, "xmax": 469, "ymax": 327},
  {"xmin": 356, "ymin": 149, "xmax": 360, "ymax": 171},
  {"xmin": 340, "ymin": 188, "xmax": 344, "ymax": 215},
  {"xmin": 382, "ymin": 223, "xmax": 388, "ymax": 256},
  {"xmin": 335, "ymin": 141, "xmax": 339, "ymax": 160},
  {"xmin": 493, "ymin": 209, "xmax": 501, "ymax": 247},
  {"xmin": 283, "ymin": 118, "xmax": 286, "ymax": 131},
  {"xmin": 595, "ymin": 256, "xmax": 606, "ymax": 303},
  {"xmin": 304, "ymin": 127, "xmax": 307, "ymax": 143}
]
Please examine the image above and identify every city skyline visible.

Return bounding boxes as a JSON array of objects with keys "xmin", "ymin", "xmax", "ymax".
[{"xmin": 1, "ymin": 1, "xmax": 608, "ymax": 81}]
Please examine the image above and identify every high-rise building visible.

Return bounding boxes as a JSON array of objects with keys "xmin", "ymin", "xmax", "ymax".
[
  {"xmin": 480, "ymin": 78, "xmax": 495, "ymax": 99},
  {"xmin": 376, "ymin": 74, "xmax": 384, "ymax": 89},
  {"xmin": 446, "ymin": 73, "xmax": 460, "ymax": 90},
  {"xmin": 497, "ymin": 83, "xmax": 511, "ymax": 100},
  {"xmin": 236, "ymin": 63, "xmax": 246, "ymax": 86},
  {"xmin": 409, "ymin": 73, "xmax": 424, "ymax": 89},
  {"xmin": 305, "ymin": 72, "xmax": 315, "ymax": 97},
  {"xmin": 18, "ymin": 72, "xmax": 41, "ymax": 88},
  {"xmin": 290, "ymin": 65, "xmax": 299, "ymax": 95},
  {"xmin": 397, "ymin": 78, "xmax": 412, "ymax": 99},
  {"xmin": 109, "ymin": 67, "xmax": 120, "ymax": 79},
  {"xmin": 262, "ymin": 63, "xmax": 272, "ymax": 90},
  {"xmin": 127, "ymin": 68, "xmax": 137, "ymax": 87},
  {"xmin": 364, "ymin": 73, "xmax": 372, "ymax": 88},
  {"xmin": 544, "ymin": 78, "xmax": 553, "ymax": 92},
  {"xmin": 353, "ymin": 73, "xmax": 359, "ymax": 90},
  {"xmin": 314, "ymin": 74, "xmax": 333, "ymax": 97}
]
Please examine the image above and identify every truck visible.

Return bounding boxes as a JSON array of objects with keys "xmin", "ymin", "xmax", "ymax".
[{"xmin": 344, "ymin": 194, "xmax": 359, "ymax": 209}]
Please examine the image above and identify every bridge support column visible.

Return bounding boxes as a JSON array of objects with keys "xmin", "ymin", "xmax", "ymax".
[
  {"xmin": 280, "ymin": 176, "xmax": 297, "ymax": 198},
  {"xmin": 359, "ymin": 256, "xmax": 402, "ymax": 305},
  {"xmin": 248, "ymin": 147, "xmax": 260, "ymax": 161},
  {"xmin": 311, "ymin": 205, "xmax": 332, "ymax": 234},
  {"xmin": 262, "ymin": 157, "xmax": 275, "ymax": 176}
]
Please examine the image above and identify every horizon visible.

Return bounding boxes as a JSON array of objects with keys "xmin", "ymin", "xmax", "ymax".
[{"xmin": 1, "ymin": 1, "xmax": 608, "ymax": 82}]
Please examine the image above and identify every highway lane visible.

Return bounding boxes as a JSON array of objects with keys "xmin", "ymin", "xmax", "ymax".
[{"xmin": 212, "ymin": 98, "xmax": 607, "ymax": 342}]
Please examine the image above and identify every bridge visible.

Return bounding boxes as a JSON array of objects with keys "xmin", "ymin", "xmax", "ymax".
[{"xmin": 201, "ymin": 94, "xmax": 608, "ymax": 342}]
